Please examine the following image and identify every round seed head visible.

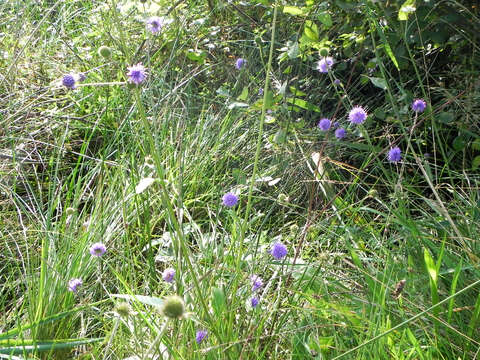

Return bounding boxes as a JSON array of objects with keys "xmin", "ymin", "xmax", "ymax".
[{"xmin": 161, "ymin": 295, "xmax": 185, "ymax": 319}]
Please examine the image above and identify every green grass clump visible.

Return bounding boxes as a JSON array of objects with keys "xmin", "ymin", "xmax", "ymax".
[{"xmin": 1, "ymin": 0, "xmax": 480, "ymax": 359}]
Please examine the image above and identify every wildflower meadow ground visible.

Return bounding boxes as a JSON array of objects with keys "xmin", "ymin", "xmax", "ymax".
[{"xmin": 1, "ymin": 0, "xmax": 479, "ymax": 359}]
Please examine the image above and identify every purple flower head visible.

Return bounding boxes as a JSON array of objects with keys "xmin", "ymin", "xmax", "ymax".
[
  {"xmin": 68, "ymin": 278, "xmax": 82, "ymax": 293},
  {"xmin": 316, "ymin": 57, "xmax": 334, "ymax": 73},
  {"xmin": 127, "ymin": 63, "xmax": 147, "ymax": 85},
  {"xmin": 411, "ymin": 99, "xmax": 427, "ymax": 113},
  {"xmin": 317, "ymin": 118, "xmax": 331, "ymax": 131},
  {"xmin": 333, "ymin": 121, "xmax": 340, "ymax": 129},
  {"xmin": 89, "ymin": 242, "xmax": 106, "ymax": 257},
  {"xmin": 251, "ymin": 275, "xmax": 263, "ymax": 291},
  {"xmin": 235, "ymin": 58, "xmax": 247, "ymax": 70},
  {"xmin": 162, "ymin": 267, "xmax": 175, "ymax": 283},
  {"xmin": 258, "ymin": 88, "xmax": 264, "ymax": 96},
  {"xmin": 222, "ymin": 192, "xmax": 238, "ymax": 207},
  {"xmin": 270, "ymin": 242, "xmax": 287, "ymax": 260},
  {"xmin": 388, "ymin": 147, "xmax": 402, "ymax": 163},
  {"xmin": 147, "ymin": 16, "xmax": 163, "ymax": 34},
  {"xmin": 195, "ymin": 330, "xmax": 208, "ymax": 344},
  {"xmin": 62, "ymin": 74, "xmax": 76, "ymax": 89},
  {"xmin": 251, "ymin": 296, "xmax": 259, "ymax": 308},
  {"xmin": 349, "ymin": 106, "xmax": 367, "ymax": 124},
  {"xmin": 334, "ymin": 79, "xmax": 341, "ymax": 85},
  {"xmin": 335, "ymin": 128, "xmax": 346, "ymax": 139},
  {"xmin": 77, "ymin": 73, "xmax": 86, "ymax": 82}
]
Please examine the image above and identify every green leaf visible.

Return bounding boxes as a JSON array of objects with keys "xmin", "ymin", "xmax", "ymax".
[
  {"xmin": 452, "ymin": 135, "xmax": 467, "ymax": 151},
  {"xmin": 211, "ymin": 288, "xmax": 226, "ymax": 316},
  {"xmin": 399, "ymin": 0, "xmax": 416, "ymax": 21},
  {"xmin": 111, "ymin": 294, "xmax": 163, "ymax": 307},
  {"xmin": 472, "ymin": 156, "xmax": 480, "ymax": 170},
  {"xmin": 366, "ymin": 76, "xmax": 388, "ymax": 90},
  {"xmin": 304, "ymin": 21, "xmax": 319, "ymax": 42},
  {"xmin": 286, "ymin": 97, "xmax": 320, "ymax": 112},
  {"xmin": 0, "ymin": 338, "xmax": 103, "ymax": 355},
  {"xmin": 237, "ymin": 86, "xmax": 249, "ymax": 101},
  {"xmin": 228, "ymin": 102, "xmax": 249, "ymax": 109},
  {"xmin": 437, "ymin": 112, "xmax": 454, "ymax": 124},
  {"xmin": 424, "ymin": 248, "xmax": 437, "ymax": 282},
  {"xmin": 317, "ymin": 12, "xmax": 332, "ymax": 28},
  {"xmin": 283, "ymin": 5, "xmax": 305, "ymax": 16}
]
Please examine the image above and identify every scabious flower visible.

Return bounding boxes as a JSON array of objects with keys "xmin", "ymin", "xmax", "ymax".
[
  {"xmin": 411, "ymin": 99, "xmax": 427, "ymax": 113},
  {"xmin": 68, "ymin": 278, "xmax": 82, "ymax": 293},
  {"xmin": 147, "ymin": 16, "xmax": 163, "ymax": 34},
  {"xmin": 349, "ymin": 106, "xmax": 367, "ymax": 124},
  {"xmin": 317, "ymin": 118, "xmax": 331, "ymax": 131},
  {"xmin": 222, "ymin": 192, "xmax": 238, "ymax": 207},
  {"xmin": 162, "ymin": 268, "xmax": 175, "ymax": 283},
  {"xmin": 235, "ymin": 58, "xmax": 246, "ymax": 70},
  {"xmin": 388, "ymin": 147, "xmax": 402, "ymax": 163},
  {"xmin": 270, "ymin": 242, "xmax": 287, "ymax": 260},
  {"xmin": 334, "ymin": 79, "xmax": 341, "ymax": 85},
  {"xmin": 89, "ymin": 242, "xmax": 106, "ymax": 257},
  {"xmin": 127, "ymin": 63, "xmax": 147, "ymax": 85},
  {"xmin": 195, "ymin": 330, "xmax": 208, "ymax": 344},
  {"xmin": 251, "ymin": 275, "xmax": 263, "ymax": 291},
  {"xmin": 316, "ymin": 57, "xmax": 334, "ymax": 73},
  {"xmin": 251, "ymin": 296, "xmax": 259, "ymax": 308},
  {"xmin": 62, "ymin": 74, "xmax": 76, "ymax": 89},
  {"xmin": 335, "ymin": 128, "xmax": 346, "ymax": 139}
]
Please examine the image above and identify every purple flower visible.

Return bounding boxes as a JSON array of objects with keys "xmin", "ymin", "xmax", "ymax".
[
  {"xmin": 334, "ymin": 79, "xmax": 341, "ymax": 85},
  {"xmin": 349, "ymin": 106, "xmax": 367, "ymax": 124},
  {"xmin": 251, "ymin": 296, "xmax": 259, "ymax": 308},
  {"xmin": 62, "ymin": 74, "xmax": 76, "ymax": 89},
  {"xmin": 333, "ymin": 121, "xmax": 340, "ymax": 129},
  {"xmin": 317, "ymin": 118, "xmax": 331, "ymax": 131},
  {"xmin": 235, "ymin": 58, "xmax": 247, "ymax": 70},
  {"xmin": 251, "ymin": 275, "xmax": 263, "ymax": 291},
  {"xmin": 147, "ymin": 16, "xmax": 163, "ymax": 34},
  {"xmin": 335, "ymin": 128, "xmax": 346, "ymax": 139},
  {"xmin": 388, "ymin": 147, "xmax": 402, "ymax": 163},
  {"xmin": 270, "ymin": 242, "xmax": 287, "ymax": 260},
  {"xmin": 222, "ymin": 192, "xmax": 238, "ymax": 207},
  {"xmin": 89, "ymin": 242, "xmax": 106, "ymax": 257},
  {"xmin": 411, "ymin": 99, "xmax": 426, "ymax": 113},
  {"xmin": 195, "ymin": 330, "xmax": 208, "ymax": 344},
  {"xmin": 77, "ymin": 73, "xmax": 86, "ymax": 82},
  {"xmin": 162, "ymin": 268, "xmax": 175, "ymax": 283},
  {"xmin": 316, "ymin": 57, "xmax": 334, "ymax": 73},
  {"xmin": 68, "ymin": 278, "xmax": 82, "ymax": 293},
  {"xmin": 258, "ymin": 88, "xmax": 263, "ymax": 96},
  {"xmin": 127, "ymin": 63, "xmax": 147, "ymax": 85}
]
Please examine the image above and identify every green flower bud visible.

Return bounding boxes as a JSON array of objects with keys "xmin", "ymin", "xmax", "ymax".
[
  {"xmin": 98, "ymin": 46, "xmax": 112, "ymax": 59},
  {"xmin": 319, "ymin": 48, "xmax": 329, "ymax": 57},
  {"xmin": 114, "ymin": 302, "xmax": 132, "ymax": 318},
  {"xmin": 65, "ymin": 207, "xmax": 75, "ymax": 216},
  {"xmin": 161, "ymin": 295, "xmax": 185, "ymax": 319}
]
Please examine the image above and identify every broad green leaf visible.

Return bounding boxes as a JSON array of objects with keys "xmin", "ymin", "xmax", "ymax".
[
  {"xmin": 237, "ymin": 86, "xmax": 249, "ymax": 101},
  {"xmin": 437, "ymin": 112, "xmax": 454, "ymax": 124},
  {"xmin": 286, "ymin": 97, "xmax": 320, "ymax": 112},
  {"xmin": 472, "ymin": 156, "xmax": 480, "ymax": 170},
  {"xmin": 283, "ymin": 5, "xmax": 304, "ymax": 16},
  {"xmin": 318, "ymin": 12, "xmax": 332, "ymax": 28},
  {"xmin": 211, "ymin": 288, "xmax": 226, "ymax": 316},
  {"xmin": 399, "ymin": 0, "xmax": 416, "ymax": 21},
  {"xmin": 366, "ymin": 76, "xmax": 388, "ymax": 90},
  {"xmin": 304, "ymin": 21, "xmax": 319, "ymax": 42}
]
